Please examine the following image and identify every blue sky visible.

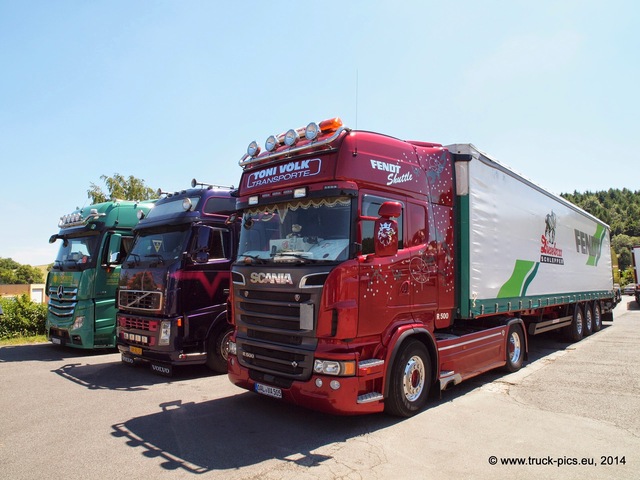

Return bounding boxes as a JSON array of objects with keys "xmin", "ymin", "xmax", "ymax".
[{"xmin": 1, "ymin": 0, "xmax": 638, "ymax": 266}]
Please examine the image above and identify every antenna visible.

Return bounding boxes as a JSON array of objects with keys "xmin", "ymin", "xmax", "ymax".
[
  {"xmin": 353, "ymin": 69, "xmax": 359, "ymax": 157},
  {"xmin": 355, "ymin": 69, "xmax": 358, "ymax": 131}
]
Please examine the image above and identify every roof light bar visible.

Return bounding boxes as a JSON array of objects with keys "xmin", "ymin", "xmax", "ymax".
[{"xmin": 239, "ymin": 117, "xmax": 346, "ymax": 167}]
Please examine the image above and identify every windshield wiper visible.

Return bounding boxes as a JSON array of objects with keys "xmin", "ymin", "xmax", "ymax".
[
  {"xmin": 144, "ymin": 254, "xmax": 165, "ymax": 266},
  {"xmin": 239, "ymin": 254, "xmax": 268, "ymax": 264},
  {"xmin": 126, "ymin": 253, "xmax": 141, "ymax": 267},
  {"xmin": 273, "ymin": 253, "xmax": 316, "ymax": 264}
]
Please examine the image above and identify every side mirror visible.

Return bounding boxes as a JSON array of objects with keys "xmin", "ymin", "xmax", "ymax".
[
  {"xmin": 49, "ymin": 235, "xmax": 58, "ymax": 244},
  {"xmin": 374, "ymin": 201, "xmax": 401, "ymax": 257},
  {"xmin": 194, "ymin": 251, "xmax": 209, "ymax": 264},
  {"xmin": 191, "ymin": 226, "xmax": 211, "ymax": 263},
  {"xmin": 107, "ymin": 233, "xmax": 122, "ymax": 266}
]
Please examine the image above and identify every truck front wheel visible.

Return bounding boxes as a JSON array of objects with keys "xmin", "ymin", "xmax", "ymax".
[
  {"xmin": 385, "ymin": 340, "xmax": 431, "ymax": 417},
  {"xmin": 205, "ymin": 325, "xmax": 233, "ymax": 373},
  {"xmin": 504, "ymin": 324, "xmax": 524, "ymax": 372}
]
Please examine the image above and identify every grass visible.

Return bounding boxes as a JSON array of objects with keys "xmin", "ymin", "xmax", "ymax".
[{"xmin": 0, "ymin": 335, "xmax": 48, "ymax": 346}]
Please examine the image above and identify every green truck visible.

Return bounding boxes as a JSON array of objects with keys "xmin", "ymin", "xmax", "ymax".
[{"xmin": 46, "ymin": 200, "xmax": 155, "ymax": 348}]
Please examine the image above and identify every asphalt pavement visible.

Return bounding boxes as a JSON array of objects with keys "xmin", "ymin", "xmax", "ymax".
[{"xmin": 1, "ymin": 299, "xmax": 638, "ymax": 480}]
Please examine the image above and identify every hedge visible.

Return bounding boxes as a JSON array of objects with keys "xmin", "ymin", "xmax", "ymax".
[{"xmin": 0, "ymin": 295, "xmax": 47, "ymax": 339}]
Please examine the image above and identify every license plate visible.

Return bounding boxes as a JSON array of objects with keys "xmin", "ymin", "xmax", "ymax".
[
  {"xmin": 255, "ymin": 382, "xmax": 282, "ymax": 399},
  {"xmin": 129, "ymin": 346, "xmax": 143, "ymax": 356},
  {"xmin": 51, "ymin": 338, "xmax": 61, "ymax": 345}
]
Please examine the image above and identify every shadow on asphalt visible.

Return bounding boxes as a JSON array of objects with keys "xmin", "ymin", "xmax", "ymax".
[
  {"xmin": 51, "ymin": 360, "xmax": 222, "ymax": 391},
  {"xmin": 2, "ymin": 314, "xmax": 623, "ymax": 473},
  {"xmin": 111, "ymin": 393, "xmax": 403, "ymax": 473},
  {"xmin": 0, "ymin": 342, "xmax": 220, "ymax": 390},
  {"xmin": 0, "ymin": 342, "xmax": 115, "ymax": 363},
  {"xmin": 110, "ymin": 323, "xmax": 617, "ymax": 474},
  {"xmin": 625, "ymin": 298, "xmax": 640, "ymax": 310}
]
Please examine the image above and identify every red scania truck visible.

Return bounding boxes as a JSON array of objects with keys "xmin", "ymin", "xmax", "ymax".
[
  {"xmin": 117, "ymin": 181, "xmax": 238, "ymax": 375},
  {"xmin": 227, "ymin": 118, "xmax": 616, "ymax": 416}
]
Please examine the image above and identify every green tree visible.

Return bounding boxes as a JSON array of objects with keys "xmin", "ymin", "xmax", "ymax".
[
  {"xmin": 0, "ymin": 258, "xmax": 43, "ymax": 284},
  {"xmin": 88, "ymin": 173, "xmax": 156, "ymax": 204},
  {"xmin": 618, "ymin": 247, "xmax": 632, "ymax": 272}
]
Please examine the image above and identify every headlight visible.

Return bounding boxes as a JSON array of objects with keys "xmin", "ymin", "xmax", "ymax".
[
  {"xmin": 72, "ymin": 316, "xmax": 85, "ymax": 330},
  {"xmin": 228, "ymin": 341, "xmax": 237, "ymax": 356},
  {"xmin": 159, "ymin": 320, "xmax": 171, "ymax": 346},
  {"xmin": 313, "ymin": 359, "xmax": 356, "ymax": 376}
]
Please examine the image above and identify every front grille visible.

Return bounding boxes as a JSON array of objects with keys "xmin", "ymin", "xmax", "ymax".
[
  {"xmin": 119, "ymin": 316, "xmax": 158, "ymax": 332},
  {"xmin": 239, "ymin": 340, "xmax": 311, "ymax": 377},
  {"xmin": 235, "ymin": 287, "xmax": 320, "ymax": 380},
  {"xmin": 118, "ymin": 290, "xmax": 163, "ymax": 312},
  {"xmin": 47, "ymin": 286, "xmax": 78, "ymax": 318}
]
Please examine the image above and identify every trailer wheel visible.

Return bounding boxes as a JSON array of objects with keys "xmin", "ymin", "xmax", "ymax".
[
  {"xmin": 583, "ymin": 302, "xmax": 594, "ymax": 337},
  {"xmin": 205, "ymin": 325, "xmax": 233, "ymax": 373},
  {"xmin": 592, "ymin": 302, "xmax": 602, "ymax": 333},
  {"xmin": 564, "ymin": 304, "xmax": 584, "ymax": 342},
  {"xmin": 385, "ymin": 340, "xmax": 431, "ymax": 417},
  {"xmin": 504, "ymin": 324, "xmax": 524, "ymax": 372}
]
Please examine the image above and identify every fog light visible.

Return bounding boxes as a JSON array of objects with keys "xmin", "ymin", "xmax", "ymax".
[
  {"xmin": 159, "ymin": 320, "xmax": 171, "ymax": 346},
  {"xmin": 330, "ymin": 380, "xmax": 341, "ymax": 390},
  {"xmin": 315, "ymin": 378, "xmax": 323, "ymax": 388},
  {"xmin": 72, "ymin": 316, "xmax": 85, "ymax": 330}
]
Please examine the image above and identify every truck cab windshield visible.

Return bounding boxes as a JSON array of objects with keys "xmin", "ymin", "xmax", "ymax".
[
  {"xmin": 52, "ymin": 234, "xmax": 100, "ymax": 271},
  {"xmin": 238, "ymin": 197, "xmax": 352, "ymax": 263},
  {"xmin": 126, "ymin": 226, "xmax": 189, "ymax": 267}
]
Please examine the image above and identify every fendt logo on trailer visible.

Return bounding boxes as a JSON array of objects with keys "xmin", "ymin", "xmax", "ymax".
[{"xmin": 574, "ymin": 225, "xmax": 605, "ymax": 266}]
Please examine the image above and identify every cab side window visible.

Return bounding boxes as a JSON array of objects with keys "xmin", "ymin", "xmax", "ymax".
[
  {"xmin": 361, "ymin": 195, "xmax": 404, "ymax": 255},
  {"xmin": 194, "ymin": 227, "xmax": 230, "ymax": 261}
]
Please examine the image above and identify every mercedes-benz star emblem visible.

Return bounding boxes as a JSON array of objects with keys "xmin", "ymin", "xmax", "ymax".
[{"xmin": 57, "ymin": 285, "xmax": 64, "ymax": 299}]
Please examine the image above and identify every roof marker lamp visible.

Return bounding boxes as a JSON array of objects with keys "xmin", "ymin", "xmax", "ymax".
[
  {"xmin": 305, "ymin": 122, "xmax": 320, "ymax": 141},
  {"xmin": 248, "ymin": 196, "xmax": 259, "ymax": 206},
  {"xmin": 284, "ymin": 129, "xmax": 300, "ymax": 147},
  {"xmin": 319, "ymin": 117, "xmax": 343, "ymax": 133},
  {"xmin": 293, "ymin": 187, "xmax": 307, "ymax": 199},
  {"xmin": 247, "ymin": 141, "xmax": 260, "ymax": 157}
]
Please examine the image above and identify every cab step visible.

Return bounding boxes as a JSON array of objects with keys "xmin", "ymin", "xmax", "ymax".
[
  {"xmin": 439, "ymin": 370, "xmax": 462, "ymax": 390},
  {"xmin": 357, "ymin": 392, "xmax": 384, "ymax": 404}
]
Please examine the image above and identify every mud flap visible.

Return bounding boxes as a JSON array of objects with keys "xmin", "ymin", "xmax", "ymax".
[{"xmin": 150, "ymin": 362, "xmax": 173, "ymax": 376}]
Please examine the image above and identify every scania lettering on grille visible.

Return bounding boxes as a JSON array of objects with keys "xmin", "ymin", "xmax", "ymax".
[{"xmin": 249, "ymin": 272, "xmax": 293, "ymax": 285}]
